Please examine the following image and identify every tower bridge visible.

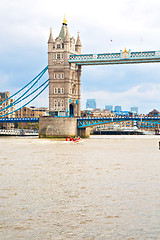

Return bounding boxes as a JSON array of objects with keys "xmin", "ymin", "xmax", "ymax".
[
  {"xmin": 1, "ymin": 17, "xmax": 160, "ymax": 137},
  {"xmin": 47, "ymin": 17, "xmax": 160, "ymax": 120}
]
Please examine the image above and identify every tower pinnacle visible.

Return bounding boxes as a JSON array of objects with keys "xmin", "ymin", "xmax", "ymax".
[
  {"xmin": 48, "ymin": 28, "xmax": 54, "ymax": 43},
  {"xmin": 63, "ymin": 15, "xmax": 67, "ymax": 26},
  {"xmin": 76, "ymin": 32, "xmax": 82, "ymax": 46}
]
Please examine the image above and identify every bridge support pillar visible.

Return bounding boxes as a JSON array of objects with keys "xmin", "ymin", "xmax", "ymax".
[
  {"xmin": 39, "ymin": 117, "xmax": 90, "ymax": 138},
  {"xmin": 39, "ymin": 116, "xmax": 78, "ymax": 138},
  {"xmin": 78, "ymin": 128, "xmax": 90, "ymax": 138}
]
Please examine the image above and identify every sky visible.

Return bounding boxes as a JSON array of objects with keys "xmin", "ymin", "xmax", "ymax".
[{"xmin": 1, "ymin": 0, "xmax": 160, "ymax": 113}]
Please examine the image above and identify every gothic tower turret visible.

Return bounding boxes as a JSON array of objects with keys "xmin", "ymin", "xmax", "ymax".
[
  {"xmin": 48, "ymin": 18, "xmax": 82, "ymax": 117},
  {"xmin": 75, "ymin": 32, "xmax": 82, "ymax": 54}
]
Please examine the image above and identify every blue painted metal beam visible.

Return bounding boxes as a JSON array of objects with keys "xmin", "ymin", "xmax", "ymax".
[
  {"xmin": 69, "ymin": 50, "xmax": 160, "ymax": 65},
  {"xmin": 1, "ymin": 116, "xmax": 160, "ymax": 127},
  {"xmin": 77, "ymin": 117, "xmax": 160, "ymax": 128}
]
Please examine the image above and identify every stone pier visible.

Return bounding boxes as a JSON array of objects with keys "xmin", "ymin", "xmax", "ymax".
[{"xmin": 39, "ymin": 116, "xmax": 90, "ymax": 138}]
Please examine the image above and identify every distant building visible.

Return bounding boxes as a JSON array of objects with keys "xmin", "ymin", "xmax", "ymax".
[
  {"xmin": 0, "ymin": 92, "xmax": 15, "ymax": 118},
  {"xmin": 114, "ymin": 110, "xmax": 129, "ymax": 116},
  {"xmin": 130, "ymin": 106, "xmax": 138, "ymax": 114},
  {"xmin": 114, "ymin": 105, "xmax": 122, "ymax": 112},
  {"xmin": 15, "ymin": 106, "xmax": 48, "ymax": 118},
  {"xmin": 81, "ymin": 108, "xmax": 115, "ymax": 118},
  {"xmin": 148, "ymin": 109, "xmax": 160, "ymax": 117},
  {"xmin": 0, "ymin": 91, "xmax": 15, "ymax": 129},
  {"xmin": 86, "ymin": 99, "xmax": 96, "ymax": 109},
  {"xmin": 105, "ymin": 105, "xmax": 113, "ymax": 111}
]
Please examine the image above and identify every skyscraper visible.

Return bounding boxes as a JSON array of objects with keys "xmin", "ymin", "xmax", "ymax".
[
  {"xmin": 86, "ymin": 99, "xmax": 96, "ymax": 109},
  {"xmin": 114, "ymin": 105, "xmax": 122, "ymax": 112},
  {"xmin": 130, "ymin": 106, "xmax": 138, "ymax": 114},
  {"xmin": 105, "ymin": 105, "xmax": 113, "ymax": 111}
]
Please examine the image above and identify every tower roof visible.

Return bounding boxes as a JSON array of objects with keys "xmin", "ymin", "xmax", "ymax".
[
  {"xmin": 59, "ymin": 17, "xmax": 71, "ymax": 42},
  {"xmin": 64, "ymin": 28, "xmax": 70, "ymax": 42}
]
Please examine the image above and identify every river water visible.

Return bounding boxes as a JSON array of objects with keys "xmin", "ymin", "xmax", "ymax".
[{"xmin": 0, "ymin": 136, "xmax": 160, "ymax": 240}]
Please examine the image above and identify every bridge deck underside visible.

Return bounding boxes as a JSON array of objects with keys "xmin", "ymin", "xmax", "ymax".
[{"xmin": 69, "ymin": 58, "xmax": 160, "ymax": 65}]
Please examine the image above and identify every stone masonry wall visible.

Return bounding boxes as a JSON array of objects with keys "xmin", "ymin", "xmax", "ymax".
[{"xmin": 39, "ymin": 116, "xmax": 78, "ymax": 138}]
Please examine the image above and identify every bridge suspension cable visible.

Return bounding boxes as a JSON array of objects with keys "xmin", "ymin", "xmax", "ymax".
[
  {"xmin": 0, "ymin": 79, "xmax": 49, "ymax": 118},
  {"xmin": 0, "ymin": 65, "xmax": 48, "ymax": 106},
  {"xmin": 0, "ymin": 68, "xmax": 47, "ymax": 113}
]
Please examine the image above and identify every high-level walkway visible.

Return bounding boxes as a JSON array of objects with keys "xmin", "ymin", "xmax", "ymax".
[{"xmin": 69, "ymin": 50, "xmax": 160, "ymax": 65}]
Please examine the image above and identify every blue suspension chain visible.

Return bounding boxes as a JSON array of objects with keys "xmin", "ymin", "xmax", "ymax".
[
  {"xmin": 0, "ymin": 65, "xmax": 48, "ymax": 106},
  {"xmin": 0, "ymin": 67, "xmax": 47, "ymax": 113},
  {"xmin": 0, "ymin": 80, "xmax": 49, "ymax": 118},
  {"xmin": 13, "ymin": 79, "xmax": 49, "ymax": 106}
]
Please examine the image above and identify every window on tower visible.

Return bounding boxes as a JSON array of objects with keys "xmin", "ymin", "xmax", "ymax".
[
  {"xmin": 57, "ymin": 44, "xmax": 61, "ymax": 49},
  {"xmin": 58, "ymin": 88, "xmax": 61, "ymax": 94},
  {"xmin": 57, "ymin": 54, "xmax": 60, "ymax": 59}
]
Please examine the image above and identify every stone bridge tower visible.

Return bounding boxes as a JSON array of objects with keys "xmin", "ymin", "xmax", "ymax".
[{"xmin": 48, "ymin": 17, "xmax": 82, "ymax": 117}]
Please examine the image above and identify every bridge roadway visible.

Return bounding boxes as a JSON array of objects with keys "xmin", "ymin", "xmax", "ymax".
[
  {"xmin": 1, "ymin": 116, "xmax": 160, "ymax": 128},
  {"xmin": 77, "ymin": 116, "xmax": 160, "ymax": 128},
  {"xmin": 0, "ymin": 117, "xmax": 39, "ymax": 123}
]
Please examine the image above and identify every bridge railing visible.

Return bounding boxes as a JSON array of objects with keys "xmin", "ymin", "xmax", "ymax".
[{"xmin": 0, "ymin": 117, "xmax": 39, "ymax": 123}]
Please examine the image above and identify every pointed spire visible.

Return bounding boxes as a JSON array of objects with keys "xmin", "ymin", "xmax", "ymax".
[
  {"xmin": 76, "ymin": 32, "xmax": 82, "ymax": 46},
  {"xmin": 48, "ymin": 28, "xmax": 54, "ymax": 43},
  {"xmin": 64, "ymin": 28, "xmax": 70, "ymax": 43}
]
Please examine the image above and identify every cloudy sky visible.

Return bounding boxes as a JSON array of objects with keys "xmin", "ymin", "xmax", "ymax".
[{"xmin": 1, "ymin": 0, "xmax": 160, "ymax": 113}]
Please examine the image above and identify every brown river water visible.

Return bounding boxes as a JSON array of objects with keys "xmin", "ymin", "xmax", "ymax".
[{"xmin": 0, "ymin": 136, "xmax": 160, "ymax": 240}]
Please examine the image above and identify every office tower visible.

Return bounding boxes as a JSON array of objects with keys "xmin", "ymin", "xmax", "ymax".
[
  {"xmin": 86, "ymin": 99, "xmax": 96, "ymax": 109},
  {"xmin": 105, "ymin": 105, "xmax": 113, "ymax": 111},
  {"xmin": 130, "ymin": 106, "xmax": 138, "ymax": 114},
  {"xmin": 114, "ymin": 105, "xmax": 122, "ymax": 112}
]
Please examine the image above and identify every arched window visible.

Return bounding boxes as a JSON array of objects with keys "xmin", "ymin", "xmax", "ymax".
[{"xmin": 57, "ymin": 44, "xmax": 61, "ymax": 49}]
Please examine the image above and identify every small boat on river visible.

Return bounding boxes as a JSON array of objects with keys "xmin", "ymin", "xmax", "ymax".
[{"xmin": 66, "ymin": 136, "xmax": 81, "ymax": 143}]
